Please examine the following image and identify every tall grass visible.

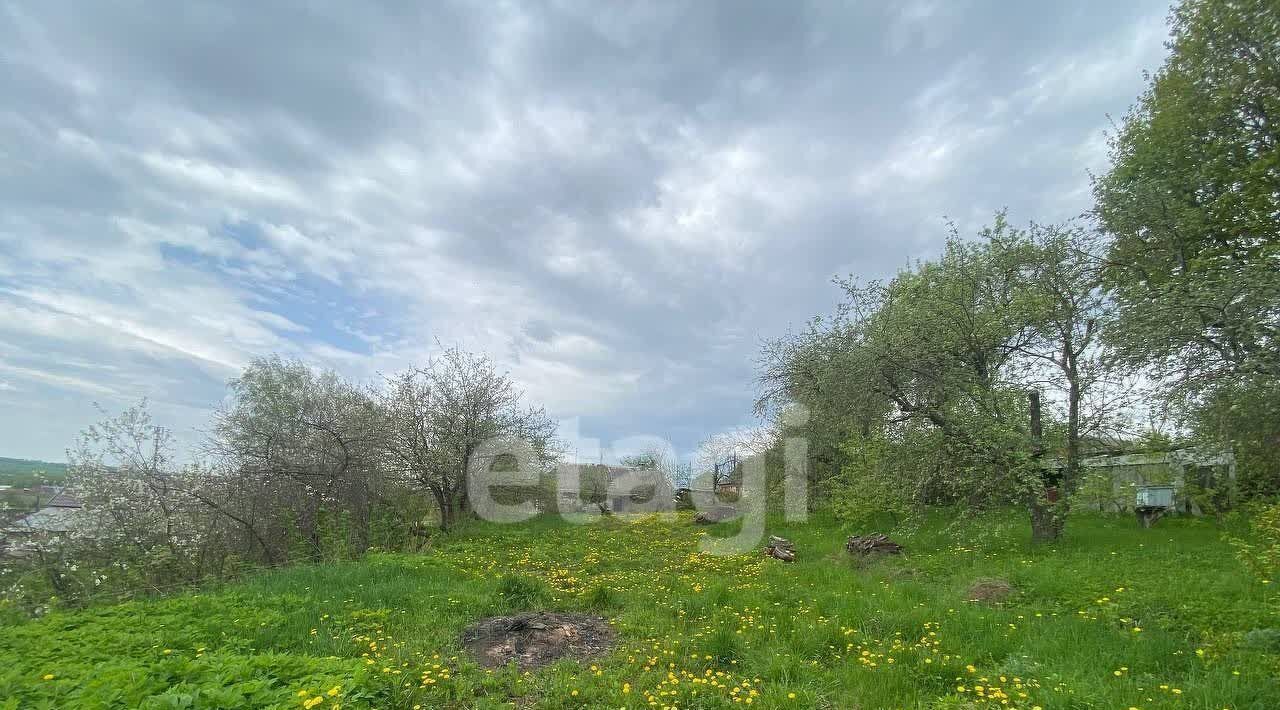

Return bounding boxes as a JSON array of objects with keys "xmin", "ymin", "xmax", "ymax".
[{"xmin": 0, "ymin": 509, "xmax": 1275, "ymax": 708}]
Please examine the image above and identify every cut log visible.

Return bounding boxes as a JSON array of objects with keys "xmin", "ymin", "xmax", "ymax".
[
  {"xmin": 846, "ymin": 533, "xmax": 903, "ymax": 556},
  {"xmin": 692, "ymin": 506, "xmax": 737, "ymax": 524},
  {"xmin": 764, "ymin": 535, "xmax": 796, "ymax": 562},
  {"xmin": 765, "ymin": 546, "xmax": 796, "ymax": 562}
]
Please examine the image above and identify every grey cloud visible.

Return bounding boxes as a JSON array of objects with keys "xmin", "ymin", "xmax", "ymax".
[{"xmin": 0, "ymin": 0, "xmax": 1170, "ymax": 461}]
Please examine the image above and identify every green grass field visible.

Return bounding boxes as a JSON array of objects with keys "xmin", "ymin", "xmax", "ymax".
[
  {"xmin": 1, "ymin": 511, "xmax": 1276, "ymax": 709},
  {"xmin": 0, "ymin": 456, "xmax": 68, "ymax": 487}
]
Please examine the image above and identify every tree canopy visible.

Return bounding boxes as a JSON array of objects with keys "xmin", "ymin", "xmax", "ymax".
[{"xmin": 1095, "ymin": 0, "xmax": 1280, "ymax": 386}]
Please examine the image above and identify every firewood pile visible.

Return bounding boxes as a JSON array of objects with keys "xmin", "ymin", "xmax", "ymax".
[
  {"xmin": 692, "ymin": 506, "xmax": 737, "ymax": 524},
  {"xmin": 763, "ymin": 535, "xmax": 796, "ymax": 562},
  {"xmin": 845, "ymin": 533, "xmax": 903, "ymax": 557}
]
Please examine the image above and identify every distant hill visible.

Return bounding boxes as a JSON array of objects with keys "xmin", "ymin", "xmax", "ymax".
[{"xmin": 0, "ymin": 456, "xmax": 69, "ymax": 487}]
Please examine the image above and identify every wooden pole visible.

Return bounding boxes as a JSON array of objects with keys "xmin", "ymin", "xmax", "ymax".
[{"xmin": 1029, "ymin": 390, "xmax": 1042, "ymax": 454}]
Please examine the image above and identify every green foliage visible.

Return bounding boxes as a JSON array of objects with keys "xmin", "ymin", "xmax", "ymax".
[
  {"xmin": 1095, "ymin": 0, "xmax": 1280, "ymax": 387},
  {"xmin": 618, "ymin": 453, "xmax": 658, "ymax": 470},
  {"xmin": 1074, "ymin": 471, "xmax": 1133, "ymax": 513},
  {"xmin": 1133, "ymin": 429, "xmax": 1176, "ymax": 453},
  {"xmin": 576, "ymin": 464, "xmax": 611, "ymax": 508},
  {"xmin": 495, "ymin": 574, "xmax": 553, "ymax": 611},
  {"xmin": 828, "ymin": 431, "xmax": 915, "ymax": 526},
  {"xmin": 580, "ymin": 583, "xmax": 618, "ymax": 610},
  {"xmin": 1231, "ymin": 501, "xmax": 1280, "ymax": 582},
  {"xmin": 1191, "ymin": 376, "xmax": 1280, "ymax": 497},
  {"xmin": 1092, "ymin": 0, "xmax": 1280, "ymax": 511},
  {"xmin": 759, "ymin": 216, "xmax": 1112, "ymax": 539}
]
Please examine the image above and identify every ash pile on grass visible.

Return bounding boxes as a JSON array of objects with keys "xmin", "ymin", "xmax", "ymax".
[{"xmin": 460, "ymin": 611, "xmax": 616, "ymax": 671}]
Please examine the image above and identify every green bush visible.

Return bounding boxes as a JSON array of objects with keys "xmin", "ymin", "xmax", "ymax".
[{"xmin": 1231, "ymin": 501, "xmax": 1280, "ymax": 582}]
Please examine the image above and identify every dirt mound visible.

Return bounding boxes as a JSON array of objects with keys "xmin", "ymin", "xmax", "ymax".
[
  {"xmin": 966, "ymin": 578, "xmax": 1014, "ymax": 603},
  {"xmin": 460, "ymin": 611, "xmax": 616, "ymax": 671}
]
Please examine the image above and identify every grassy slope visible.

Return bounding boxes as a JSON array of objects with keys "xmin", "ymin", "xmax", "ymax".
[
  {"xmin": 0, "ymin": 456, "xmax": 69, "ymax": 487},
  {"xmin": 0, "ymin": 511, "xmax": 1276, "ymax": 709}
]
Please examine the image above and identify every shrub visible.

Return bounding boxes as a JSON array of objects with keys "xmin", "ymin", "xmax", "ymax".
[
  {"xmin": 828, "ymin": 432, "xmax": 913, "ymax": 526},
  {"xmin": 1230, "ymin": 502, "xmax": 1280, "ymax": 581}
]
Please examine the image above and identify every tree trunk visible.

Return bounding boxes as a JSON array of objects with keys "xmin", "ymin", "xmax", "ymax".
[
  {"xmin": 1030, "ymin": 498, "xmax": 1065, "ymax": 542},
  {"xmin": 1065, "ymin": 368, "xmax": 1081, "ymax": 495},
  {"xmin": 440, "ymin": 501, "xmax": 454, "ymax": 530},
  {"xmin": 304, "ymin": 500, "xmax": 323, "ymax": 561},
  {"xmin": 430, "ymin": 485, "xmax": 452, "ymax": 531},
  {"xmin": 353, "ymin": 496, "xmax": 371, "ymax": 556},
  {"xmin": 458, "ymin": 443, "xmax": 476, "ymax": 518},
  {"xmin": 1028, "ymin": 389, "xmax": 1064, "ymax": 542}
]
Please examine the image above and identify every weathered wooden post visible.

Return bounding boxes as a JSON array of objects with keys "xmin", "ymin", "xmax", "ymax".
[
  {"xmin": 1029, "ymin": 390, "xmax": 1042, "ymax": 451},
  {"xmin": 1029, "ymin": 390, "xmax": 1062, "ymax": 541}
]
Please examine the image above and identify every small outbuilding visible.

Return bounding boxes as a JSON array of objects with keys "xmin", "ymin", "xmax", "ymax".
[{"xmin": 1048, "ymin": 447, "xmax": 1236, "ymax": 515}]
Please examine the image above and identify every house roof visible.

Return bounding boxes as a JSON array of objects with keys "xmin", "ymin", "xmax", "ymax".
[
  {"xmin": 1040, "ymin": 446, "xmax": 1235, "ymax": 470},
  {"xmin": 6, "ymin": 506, "xmax": 84, "ymax": 534},
  {"xmin": 45, "ymin": 488, "xmax": 83, "ymax": 508}
]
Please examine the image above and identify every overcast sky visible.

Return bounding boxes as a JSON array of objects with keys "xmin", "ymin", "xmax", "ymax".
[{"xmin": 0, "ymin": 1, "xmax": 1172, "ymax": 463}]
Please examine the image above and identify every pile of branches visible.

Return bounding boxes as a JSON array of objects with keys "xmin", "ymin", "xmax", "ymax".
[
  {"xmin": 845, "ymin": 533, "xmax": 903, "ymax": 556},
  {"xmin": 693, "ymin": 506, "xmax": 737, "ymax": 525},
  {"xmin": 763, "ymin": 535, "xmax": 795, "ymax": 562}
]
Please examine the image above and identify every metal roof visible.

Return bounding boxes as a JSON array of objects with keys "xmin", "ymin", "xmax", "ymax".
[{"xmin": 6, "ymin": 506, "xmax": 84, "ymax": 534}]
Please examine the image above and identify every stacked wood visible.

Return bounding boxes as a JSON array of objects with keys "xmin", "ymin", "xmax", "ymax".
[
  {"xmin": 845, "ymin": 533, "xmax": 903, "ymax": 556},
  {"xmin": 763, "ymin": 535, "xmax": 796, "ymax": 562},
  {"xmin": 692, "ymin": 506, "xmax": 737, "ymax": 524}
]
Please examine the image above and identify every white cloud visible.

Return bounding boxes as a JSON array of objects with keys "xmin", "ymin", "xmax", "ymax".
[
  {"xmin": 853, "ymin": 62, "xmax": 1005, "ymax": 199},
  {"xmin": 1016, "ymin": 12, "xmax": 1168, "ymax": 114},
  {"xmin": 0, "ymin": 360, "xmax": 120, "ymax": 397}
]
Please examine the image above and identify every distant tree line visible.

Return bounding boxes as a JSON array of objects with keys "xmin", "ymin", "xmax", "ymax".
[{"xmin": 755, "ymin": 0, "xmax": 1280, "ymax": 541}]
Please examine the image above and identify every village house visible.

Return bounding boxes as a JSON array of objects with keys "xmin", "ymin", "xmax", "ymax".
[
  {"xmin": 556, "ymin": 465, "xmax": 676, "ymax": 514},
  {"xmin": 2, "ymin": 487, "xmax": 85, "ymax": 557}
]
